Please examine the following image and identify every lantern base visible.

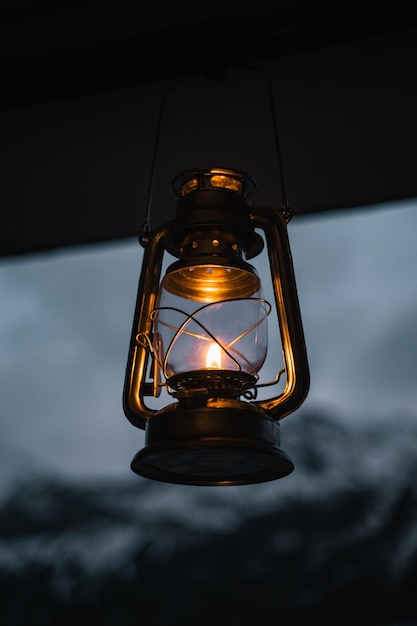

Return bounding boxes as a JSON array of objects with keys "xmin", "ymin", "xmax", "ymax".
[{"xmin": 131, "ymin": 402, "xmax": 294, "ymax": 486}]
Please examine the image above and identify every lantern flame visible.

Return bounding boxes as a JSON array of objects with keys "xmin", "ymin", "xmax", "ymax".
[{"xmin": 206, "ymin": 342, "xmax": 222, "ymax": 369}]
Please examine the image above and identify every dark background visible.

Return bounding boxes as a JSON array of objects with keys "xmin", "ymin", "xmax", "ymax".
[
  {"xmin": 1, "ymin": 3, "xmax": 417, "ymax": 624},
  {"xmin": 1, "ymin": 0, "xmax": 417, "ymax": 257}
]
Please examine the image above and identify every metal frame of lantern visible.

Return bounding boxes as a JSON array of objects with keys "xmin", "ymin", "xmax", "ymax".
[{"xmin": 123, "ymin": 165, "xmax": 309, "ymax": 486}]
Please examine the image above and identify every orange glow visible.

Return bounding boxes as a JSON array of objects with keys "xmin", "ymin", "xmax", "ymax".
[{"xmin": 206, "ymin": 342, "xmax": 222, "ymax": 369}]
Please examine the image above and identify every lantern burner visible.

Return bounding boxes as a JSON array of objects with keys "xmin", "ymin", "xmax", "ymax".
[{"xmin": 168, "ymin": 369, "xmax": 258, "ymax": 399}]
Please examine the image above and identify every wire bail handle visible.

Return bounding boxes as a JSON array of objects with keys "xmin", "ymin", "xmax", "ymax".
[{"xmin": 140, "ymin": 66, "xmax": 291, "ymax": 246}]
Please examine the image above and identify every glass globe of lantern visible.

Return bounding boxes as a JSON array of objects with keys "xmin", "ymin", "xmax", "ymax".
[{"xmin": 152, "ymin": 259, "xmax": 271, "ymax": 393}]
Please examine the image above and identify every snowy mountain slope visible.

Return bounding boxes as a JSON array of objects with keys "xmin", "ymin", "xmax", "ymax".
[{"xmin": 1, "ymin": 409, "xmax": 417, "ymax": 625}]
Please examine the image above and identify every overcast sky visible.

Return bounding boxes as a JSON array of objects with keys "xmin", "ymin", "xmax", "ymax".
[{"xmin": 1, "ymin": 198, "xmax": 416, "ymax": 488}]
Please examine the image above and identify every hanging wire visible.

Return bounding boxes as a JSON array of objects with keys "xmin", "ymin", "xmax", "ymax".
[
  {"xmin": 246, "ymin": 65, "xmax": 292, "ymax": 221},
  {"xmin": 139, "ymin": 65, "xmax": 291, "ymax": 246},
  {"xmin": 139, "ymin": 77, "xmax": 184, "ymax": 246}
]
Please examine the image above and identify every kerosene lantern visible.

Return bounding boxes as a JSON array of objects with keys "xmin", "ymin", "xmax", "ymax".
[{"xmin": 123, "ymin": 166, "xmax": 309, "ymax": 485}]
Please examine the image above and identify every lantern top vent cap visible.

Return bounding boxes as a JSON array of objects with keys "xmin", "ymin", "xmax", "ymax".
[{"xmin": 173, "ymin": 167, "xmax": 257, "ymax": 200}]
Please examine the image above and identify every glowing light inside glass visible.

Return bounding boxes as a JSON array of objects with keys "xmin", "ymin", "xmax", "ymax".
[
  {"xmin": 206, "ymin": 342, "xmax": 222, "ymax": 369},
  {"xmin": 152, "ymin": 264, "xmax": 270, "ymax": 380},
  {"xmin": 161, "ymin": 265, "xmax": 261, "ymax": 303}
]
